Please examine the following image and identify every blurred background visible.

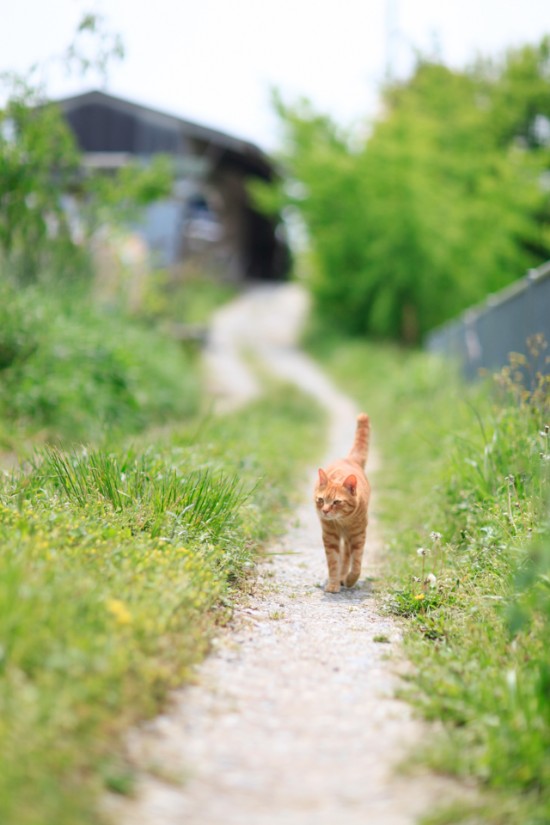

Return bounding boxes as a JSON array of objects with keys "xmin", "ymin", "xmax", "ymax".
[
  {"xmin": 3, "ymin": 0, "xmax": 550, "ymax": 149},
  {"xmin": 0, "ymin": 0, "xmax": 549, "ymax": 444}
]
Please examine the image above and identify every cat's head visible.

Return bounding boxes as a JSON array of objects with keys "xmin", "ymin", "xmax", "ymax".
[{"xmin": 314, "ymin": 468, "xmax": 357, "ymax": 520}]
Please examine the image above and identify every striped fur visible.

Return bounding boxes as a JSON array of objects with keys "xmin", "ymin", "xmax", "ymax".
[
  {"xmin": 348, "ymin": 412, "xmax": 370, "ymax": 468},
  {"xmin": 314, "ymin": 413, "xmax": 371, "ymax": 593}
]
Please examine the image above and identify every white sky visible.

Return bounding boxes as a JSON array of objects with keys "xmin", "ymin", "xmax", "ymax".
[{"xmin": 1, "ymin": 0, "xmax": 550, "ymax": 151}]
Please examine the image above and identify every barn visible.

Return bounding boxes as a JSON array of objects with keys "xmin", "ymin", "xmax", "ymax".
[{"xmin": 56, "ymin": 90, "xmax": 289, "ymax": 282}]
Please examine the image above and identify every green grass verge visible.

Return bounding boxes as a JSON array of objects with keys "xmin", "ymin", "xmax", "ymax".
[
  {"xmin": 0, "ymin": 279, "xmax": 200, "ymax": 449},
  {"xmin": 141, "ymin": 269, "xmax": 239, "ymax": 325},
  {"xmin": 310, "ymin": 334, "xmax": 550, "ymax": 824},
  {"xmin": 0, "ymin": 385, "xmax": 325, "ymax": 825}
]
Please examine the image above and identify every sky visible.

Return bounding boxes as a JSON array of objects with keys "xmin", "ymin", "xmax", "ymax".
[{"xmin": 1, "ymin": 0, "xmax": 550, "ymax": 151}]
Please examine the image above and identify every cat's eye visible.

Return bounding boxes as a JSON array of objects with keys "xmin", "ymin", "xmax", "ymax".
[
  {"xmin": 333, "ymin": 499, "xmax": 342, "ymax": 506},
  {"xmin": 316, "ymin": 497, "xmax": 324, "ymax": 505}
]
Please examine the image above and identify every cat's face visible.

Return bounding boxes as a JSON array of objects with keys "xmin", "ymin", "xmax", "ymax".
[{"xmin": 314, "ymin": 469, "xmax": 357, "ymax": 520}]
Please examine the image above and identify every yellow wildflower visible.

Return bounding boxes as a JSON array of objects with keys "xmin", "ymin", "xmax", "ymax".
[
  {"xmin": 414, "ymin": 593, "xmax": 425, "ymax": 601},
  {"xmin": 106, "ymin": 598, "xmax": 133, "ymax": 625}
]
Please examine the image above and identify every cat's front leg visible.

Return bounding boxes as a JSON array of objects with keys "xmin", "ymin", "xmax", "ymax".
[
  {"xmin": 322, "ymin": 526, "xmax": 341, "ymax": 593},
  {"xmin": 340, "ymin": 540, "xmax": 351, "ymax": 585},
  {"xmin": 344, "ymin": 526, "xmax": 367, "ymax": 588}
]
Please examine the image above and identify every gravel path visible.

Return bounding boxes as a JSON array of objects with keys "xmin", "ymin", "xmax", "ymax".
[{"xmin": 107, "ymin": 284, "xmax": 454, "ymax": 825}]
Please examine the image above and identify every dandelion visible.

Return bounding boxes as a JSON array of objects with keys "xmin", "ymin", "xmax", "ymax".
[
  {"xmin": 430, "ymin": 531, "xmax": 442, "ymax": 542},
  {"xmin": 414, "ymin": 594, "xmax": 425, "ymax": 601},
  {"xmin": 106, "ymin": 598, "xmax": 132, "ymax": 626},
  {"xmin": 426, "ymin": 572, "xmax": 437, "ymax": 588},
  {"xmin": 416, "ymin": 548, "xmax": 429, "ymax": 587}
]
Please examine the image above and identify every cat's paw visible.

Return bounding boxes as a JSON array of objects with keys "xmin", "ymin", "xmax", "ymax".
[
  {"xmin": 325, "ymin": 581, "xmax": 341, "ymax": 594},
  {"xmin": 344, "ymin": 572, "xmax": 360, "ymax": 588}
]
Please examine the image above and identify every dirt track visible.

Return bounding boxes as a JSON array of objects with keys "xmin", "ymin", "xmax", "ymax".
[{"xmin": 107, "ymin": 284, "xmax": 455, "ymax": 825}]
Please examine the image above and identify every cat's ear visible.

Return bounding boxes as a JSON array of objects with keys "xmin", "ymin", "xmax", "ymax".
[
  {"xmin": 318, "ymin": 468, "xmax": 328, "ymax": 487},
  {"xmin": 343, "ymin": 474, "xmax": 357, "ymax": 495}
]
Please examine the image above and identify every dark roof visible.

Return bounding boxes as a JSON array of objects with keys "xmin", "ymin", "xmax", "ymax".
[{"xmin": 54, "ymin": 89, "xmax": 273, "ymax": 178}]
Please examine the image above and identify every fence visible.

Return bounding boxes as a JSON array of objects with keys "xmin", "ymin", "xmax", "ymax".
[{"xmin": 425, "ymin": 260, "xmax": 550, "ymax": 379}]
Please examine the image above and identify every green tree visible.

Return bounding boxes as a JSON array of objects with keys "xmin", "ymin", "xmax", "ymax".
[
  {"xmin": 477, "ymin": 37, "xmax": 550, "ymax": 150},
  {"xmin": 0, "ymin": 14, "xmax": 173, "ymax": 286},
  {"xmin": 264, "ymin": 39, "xmax": 550, "ymax": 343},
  {"xmin": 0, "ymin": 78, "xmax": 83, "ymax": 282}
]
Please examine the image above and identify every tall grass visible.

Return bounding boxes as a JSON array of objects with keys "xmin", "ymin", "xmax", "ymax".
[
  {"xmin": 311, "ymin": 334, "xmax": 550, "ymax": 824},
  {"xmin": 36, "ymin": 446, "xmax": 248, "ymax": 540},
  {"xmin": 0, "ymin": 385, "xmax": 325, "ymax": 825}
]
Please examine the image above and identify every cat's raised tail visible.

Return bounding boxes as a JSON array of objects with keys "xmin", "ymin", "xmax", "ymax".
[{"xmin": 348, "ymin": 413, "xmax": 370, "ymax": 469}]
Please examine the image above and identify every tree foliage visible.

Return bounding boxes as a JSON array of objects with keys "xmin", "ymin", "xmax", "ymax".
[
  {"xmin": 0, "ymin": 15, "xmax": 172, "ymax": 286},
  {"xmin": 264, "ymin": 39, "xmax": 550, "ymax": 342},
  {"xmin": 0, "ymin": 79, "xmax": 83, "ymax": 282}
]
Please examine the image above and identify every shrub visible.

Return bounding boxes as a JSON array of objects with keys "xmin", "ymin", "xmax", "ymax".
[{"xmin": 0, "ymin": 279, "xmax": 200, "ymax": 442}]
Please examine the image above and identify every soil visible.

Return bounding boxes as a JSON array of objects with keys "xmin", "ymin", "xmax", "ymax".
[{"xmin": 106, "ymin": 284, "xmax": 459, "ymax": 825}]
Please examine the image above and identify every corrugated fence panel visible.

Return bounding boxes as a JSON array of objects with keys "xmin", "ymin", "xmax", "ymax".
[{"xmin": 426, "ymin": 261, "xmax": 550, "ymax": 379}]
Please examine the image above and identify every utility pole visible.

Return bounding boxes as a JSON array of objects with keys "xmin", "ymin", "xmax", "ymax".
[{"xmin": 385, "ymin": 0, "xmax": 399, "ymax": 81}]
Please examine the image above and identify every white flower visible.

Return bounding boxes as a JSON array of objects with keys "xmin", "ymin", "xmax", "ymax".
[
  {"xmin": 426, "ymin": 573, "xmax": 437, "ymax": 588},
  {"xmin": 417, "ymin": 547, "xmax": 428, "ymax": 556},
  {"xmin": 430, "ymin": 531, "xmax": 442, "ymax": 542}
]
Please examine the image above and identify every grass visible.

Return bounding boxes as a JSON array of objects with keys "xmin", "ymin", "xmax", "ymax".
[
  {"xmin": 309, "ymin": 332, "xmax": 550, "ymax": 824},
  {"xmin": 0, "ymin": 383, "xmax": 325, "ymax": 825},
  {"xmin": 141, "ymin": 268, "xmax": 238, "ymax": 325},
  {"xmin": 0, "ymin": 257, "xmax": 325, "ymax": 825},
  {"xmin": 0, "ymin": 278, "xmax": 200, "ymax": 449}
]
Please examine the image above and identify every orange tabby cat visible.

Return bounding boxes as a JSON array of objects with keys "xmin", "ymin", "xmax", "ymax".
[{"xmin": 314, "ymin": 413, "xmax": 371, "ymax": 593}]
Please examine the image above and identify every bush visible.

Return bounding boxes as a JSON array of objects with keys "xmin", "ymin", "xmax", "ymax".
[{"xmin": 0, "ymin": 279, "xmax": 200, "ymax": 443}]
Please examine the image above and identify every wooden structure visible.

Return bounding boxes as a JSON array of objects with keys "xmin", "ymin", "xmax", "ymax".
[{"xmin": 56, "ymin": 90, "xmax": 289, "ymax": 281}]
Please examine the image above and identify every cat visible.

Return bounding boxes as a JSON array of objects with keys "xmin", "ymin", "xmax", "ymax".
[{"xmin": 314, "ymin": 413, "xmax": 371, "ymax": 593}]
